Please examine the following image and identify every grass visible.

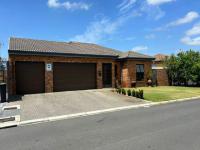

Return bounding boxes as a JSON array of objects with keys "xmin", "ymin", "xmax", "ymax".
[{"xmin": 126, "ymin": 86, "xmax": 200, "ymax": 102}]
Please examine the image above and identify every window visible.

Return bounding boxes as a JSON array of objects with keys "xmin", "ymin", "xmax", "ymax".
[
  {"xmin": 115, "ymin": 65, "xmax": 118, "ymax": 78},
  {"xmin": 136, "ymin": 64, "xmax": 144, "ymax": 81}
]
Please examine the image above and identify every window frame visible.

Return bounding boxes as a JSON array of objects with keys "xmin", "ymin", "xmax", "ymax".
[{"xmin": 136, "ymin": 64, "xmax": 145, "ymax": 81}]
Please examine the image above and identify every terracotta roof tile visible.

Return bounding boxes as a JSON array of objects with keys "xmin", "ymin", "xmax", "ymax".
[
  {"xmin": 154, "ymin": 53, "xmax": 168, "ymax": 61},
  {"xmin": 9, "ymin": 37, "xmax": 120, "ymax": 57},
  {"xmin": 9, "ymin": 37, "xmax": 154, "ymax": 60}
]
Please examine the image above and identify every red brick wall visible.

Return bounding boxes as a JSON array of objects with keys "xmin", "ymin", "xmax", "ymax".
[
  {"xmin": 121, "ymin": 60, "xmax": 153, "ymax": 87},
  {"xmin": 8, "ymin": 55, "xmax": 117, "ymax": 95},
  {"xmin": 8, "ymin": 54, "xmax": 154, "ymax": 95},
  {"xmin": 156, "ymin": 69, "xmax": 169, "ymax": 86},
  {"xmin": 153, "ymin": 61, "xmax": 169, "ymax": 86}
]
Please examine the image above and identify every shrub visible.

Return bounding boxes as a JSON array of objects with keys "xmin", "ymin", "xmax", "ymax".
[
  {"xmin": 139, "ymin": 89, "xmax": 144, "ymax": 99},
  {"xmin": 118, "ymin": 88, "xmax": 122, "ymax": 94},
  {"xmin": 122, "ymin": 88, "xmax": 126, "ymax": 95},
  {"xmin": 116, "ymin": 88, "xmax": 119, "ymax": 93},
  {"xmin": 135, "ymin": 91, "xmax": 140, "ymax": 98},
  {"xmin": 127, "ymin": 89, "xmax": 131, "ymax": 96},
  {"xmin": 132, "ymin": 89, "xmax": 136, "ymax": 97}
]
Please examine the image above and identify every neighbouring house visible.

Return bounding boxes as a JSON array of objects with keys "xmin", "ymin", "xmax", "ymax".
[
  {"xmin": 152, "ymin": 54, "xmax": 169, "ymax": 86},
  {"xmin": 8, "ymin": 37, "xmax": 155, "ymax": 95},
  {"xmin": 0, "ymin": 57, "xmax": 7, "ymax": 83}
]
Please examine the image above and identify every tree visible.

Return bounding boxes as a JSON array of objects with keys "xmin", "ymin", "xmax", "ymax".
[
  {"xmin": 165, "ymin": 54, "xmax": 179, "ymax": 85},
  {"xmin": 165, "ymin": 50, "xmax": 200, "ymax": 86}
]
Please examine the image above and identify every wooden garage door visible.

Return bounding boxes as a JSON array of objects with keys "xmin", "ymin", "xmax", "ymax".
[
  {"xmin": 15, "ymin": 62, "xmax": 45, "ymax": 94},
  {"xmin": 53, "ymin": 63, "xmax": 96, "ymax": 92}
]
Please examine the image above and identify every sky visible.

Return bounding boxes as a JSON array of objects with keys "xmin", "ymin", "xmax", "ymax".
[{"xmin": 0, "ymin": 0, "xmax": 200, "ymax": 58}]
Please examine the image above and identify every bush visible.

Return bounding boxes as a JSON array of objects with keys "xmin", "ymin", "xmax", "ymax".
[
  {"xmin": 122, "ymin": 88, "xmax": 126, "ymax": 95},
  {"xmin": 138, "ymin": 89, "xmax": 144, "ymax": 99},
  {"xmin": 135, "ymin": 91, "xmax": 140, "ymax": 98},
  {"xmin": 127, "ymin": 89, "xmax": 131, "ymax": 96},
  {"xmin": 118, "ymin": 88, "xmax": 122, "ymax": 94},
  {"xmin": 131, "ymin": 89, "xmax": 136, "ymax": 97},
  {"xmin": 116, "ymin": 88, "xmax": 119, "ymax": 93}
]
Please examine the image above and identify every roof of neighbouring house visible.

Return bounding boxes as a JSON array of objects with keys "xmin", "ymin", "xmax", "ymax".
[
  {"xmin": 154, "ymin": 53, "xmax": 168, "ymax": 61},
  {"xmin": 119, "ymin": 51, "xmax": 155, "ymax": 59},
  {"xmin": 8, "ymin": 37, "xmax": 154, "ymax": 60}
]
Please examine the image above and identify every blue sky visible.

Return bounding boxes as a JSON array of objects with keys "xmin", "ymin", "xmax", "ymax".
[{"xmin": 0, "ymin": 0, "xmax": 200, "ymax": 58}]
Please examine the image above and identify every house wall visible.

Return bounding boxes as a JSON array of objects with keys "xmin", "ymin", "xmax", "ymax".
[
  {"xmin": 8, "ymin": 54, "xmax": 154, "ymax": 96},
  {"xmin": 153, "ymin": 61, "xmax": 169, "ymax": 86},
  {"xmin": 156, "ymin": 69, "xmax": 169, "ymax": 86},
  {"xmin": 8, "ymin": 55, "xmax": 118, "ymax": 95},
  {"xmin": 121, "ymin": 60, "xmax": 153, "ymax": 87}
]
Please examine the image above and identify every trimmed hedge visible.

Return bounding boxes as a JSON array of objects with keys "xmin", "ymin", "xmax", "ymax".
[
  {"xmin": 119, "ymin": 88, "xmax": 122, "ymax": 94},
  {"xmin": 116, "ymin": 88, "xmax": 144, "ymax": 99},
  {"xmin": 132, "ymin": 89, "xmax": 136, "ymax": 97},
  {"xmin": 127, "ymin": 89, "xmax": 132, "ymax": 96},
  {"xmin": 139, "ymin": 89, "xmax": 144, "ymax": 99},
  {"xmin": 122, "ymin": 88, "xmax": 126, "ymax": 95}
]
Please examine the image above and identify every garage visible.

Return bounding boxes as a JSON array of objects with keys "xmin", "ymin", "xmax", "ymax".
[
  {"xmin": 53, "ymin": 63, "xmax": 96, "ymax": 92},
  {"xmin": 15, "ymin": 62, "xmax": 45, "ymax": 94}
]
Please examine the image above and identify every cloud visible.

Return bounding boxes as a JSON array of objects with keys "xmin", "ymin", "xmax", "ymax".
[
  {"xmin": 132, "ymin": 46, "xmax": 148, "ymax": 51},
  {"xmin": 118, "ymin": 0, "xmax": 137, "ymax": 13},
  {"xmin": 124, "ymin": 36, "xmax": 135, "ymax": 41},
  {"xmin": 156, "ymin": 11, "xmax": 199, "ymax": 31},
  {"xmin": 140, "ymin": 2, "xmax": 165, "ymax": 20},
  {"xmin": 186, "ymin": 23, "xmax": 200, "ymax": 36},
  {"xmin": 118, "ymin": 0, "xmax": 167, "ymax": 20},
  {"xmin": 71, "ymin": 0, "xmax": 174, "ymax": 43},
  {"xmin": 145, "ymin": 34, "xmax": 155, "ymax": 39},
  {"xmin": 181, "ymin": 23, "xmax": 200, "ymax": 46},
  {"xmin": 71, "ymin": 17, "xmax": 125, "ymax": 43},
  {"xmin": 167, "ymin": 11, "xmax": 199, "ymax": 27},
  {"xmin": 71, "ymin": 10, "xmax": 140, "ymax": 43},
  {"xmin": 47, "ymin": 0, "xmax": 91, "ymax": 11},
  {"xmin": 147, "ymin": 0, "xmax": 175, "ymax": 5},
  {"xmin": 181, "ymin": 36, "xmax": 200, "ymax": 46}
]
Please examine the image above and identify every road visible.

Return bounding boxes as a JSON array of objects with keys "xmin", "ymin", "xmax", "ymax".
[{"xmin": 1, "ymin": 99, "xmax": 200, "ymax": 150}]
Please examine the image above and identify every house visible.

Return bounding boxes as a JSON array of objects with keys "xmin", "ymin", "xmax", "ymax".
[
  {"xmin": 8, "ymin": 37, "xmax": 155, "ymax": 95},
  {"xmin": 152, "ymin": 54, "xmax": 169, "ymax": 86},
  {"xmin": 0, "ymin": 57, "xmax": 7, "ymax": 83}
]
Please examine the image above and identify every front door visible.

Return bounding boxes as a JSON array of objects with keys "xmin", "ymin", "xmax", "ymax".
[{"xmin": 102, "ymin": 63, "xmax": 112, "ymax": 87}]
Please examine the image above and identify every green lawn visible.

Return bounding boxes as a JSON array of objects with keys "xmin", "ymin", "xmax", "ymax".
[{"xmin": 128, "ymin": 86, "xmax": 200, "ymax": 102}]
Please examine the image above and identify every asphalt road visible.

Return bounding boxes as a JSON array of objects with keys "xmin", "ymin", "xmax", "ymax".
[{"xmin": 1, "ymin": 99, "xmax": 200, "ymax": 150}]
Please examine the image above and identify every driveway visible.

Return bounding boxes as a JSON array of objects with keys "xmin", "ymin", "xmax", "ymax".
[{"xmin": 8, "ymin": 89, "xmax": 147, "ymax": 121}]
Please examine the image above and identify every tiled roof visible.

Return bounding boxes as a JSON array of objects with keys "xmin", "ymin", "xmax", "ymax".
[
  {"xmin": 8, "ymin": 37, "xmax": 154, "ymax": 60},
  {"xmin": 154, "ymin": 53, "xmax": 168, "ymax": 61},
  {"xmin": 9, "ymin": 37, "xmax": 120, "ymax": 57},
  {"xmin": 119, "ymin": 51, "xmax": 154, "ymax": 59}
]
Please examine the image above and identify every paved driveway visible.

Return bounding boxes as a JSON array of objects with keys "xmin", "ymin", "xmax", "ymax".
[{"xmin": 9, "ymin": 89, "xmax": 147, "ymax": 121}]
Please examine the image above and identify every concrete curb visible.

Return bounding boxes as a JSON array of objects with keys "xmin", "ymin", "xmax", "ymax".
[
  {"xmin": 152, "ymin": 96, "xmax": 200, "ymax": 106},
  {"xmin": 19, "ymin": 96, "xmax": 200, "ymax": 126},
  {"xmin": 19, "ymin": 103, "xmax": 153, "ymax": 126},
  {"xmin": 0, "ymin": 105, "xmax": 21, "ymax": 129}
]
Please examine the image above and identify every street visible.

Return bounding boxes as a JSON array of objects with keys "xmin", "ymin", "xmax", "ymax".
[{"xmin": 0, "ymin": 99, "xmax": 200, "ymax": 150}]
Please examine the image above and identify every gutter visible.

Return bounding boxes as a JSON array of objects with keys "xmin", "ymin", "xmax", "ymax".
[
  {"xmin": 117, "ymin": 57, "xmax": 155, "ymax": 61},
  {"xmin": 8, "ymin": 50, "xmax": 119, "ymax": 59}
]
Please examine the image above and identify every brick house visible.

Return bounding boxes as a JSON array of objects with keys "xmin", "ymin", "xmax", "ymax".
[
  {"xmin": 152, "ymin": 54, "xmax": 169, "ymax": 86},
  {"xmin": 8, "ymin": 37, "xmax": 155, "ymax": 95}
]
